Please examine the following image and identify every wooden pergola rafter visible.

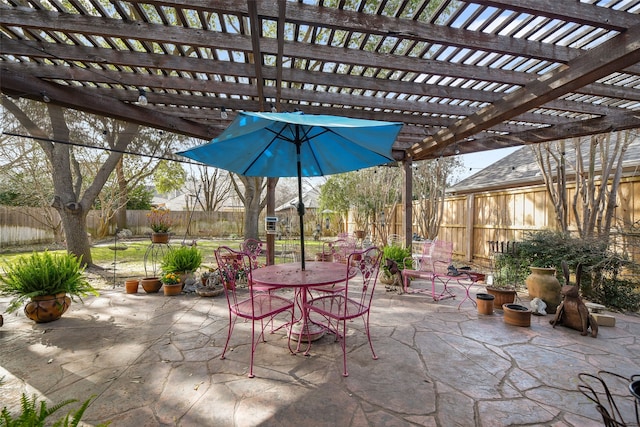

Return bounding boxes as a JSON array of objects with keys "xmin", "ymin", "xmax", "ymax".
[{"xmin": 1, "ymin": 0, "xmax": 639, "ymax": 160}]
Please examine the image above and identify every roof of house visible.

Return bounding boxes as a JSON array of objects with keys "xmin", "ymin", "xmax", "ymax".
[
  {"xmin": 449, "ymin": 132, "xmax": 640, "ymax": 194},
  {"xmin": 275, "ymin": 188, "xmax": 321, "ymax": 212}
]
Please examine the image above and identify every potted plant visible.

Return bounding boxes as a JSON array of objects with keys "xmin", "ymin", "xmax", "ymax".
[
  {"xmin": 147, "ymin": 207, "xmax": 173, "ymax": 243},
  {"xmin": 161, "ymin": 246, "xmax": 203, "ymax": 285},
  {"xmin": 0, "ymin": 251, "xmax": 99, "ymax": 323},
  {"xmin": 485, "ymin": 250, "xmax": 520, "ymax": 308},
  {"xmin": 380, "ymin": 245, "xmax": 412, "ymax": 287},
  {"xmin": 196, "ymin": 269, "xmax": 225, "ymax": 297},
  {"xmin": 161, "ymin": 272, "xmax": 182, "ymax": 296}
]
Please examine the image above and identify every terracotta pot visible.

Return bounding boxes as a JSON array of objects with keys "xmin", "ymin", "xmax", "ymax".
[
  {"xmin": 476, "ymin": 293, "xmax": 495, "ymax": 315},
  {"xmin": 485, "ymin": 287, "xmax": 517, "ymax": 309},
  {"xmin": 140, "ymin": 277, "xmax": 162, "ymax": 293},
  {"xmin": 151, "ymin": 232, "xmax": 170, "ymax": 244},
  {"xmin": 24, "ymin": 293, "xmax": 71, "ymax": 323},
  {"xmin": 525, "ymin": 267, "xmax": 561, "ymax": 314},
  {"xmin": 125, "ymin": 279, "xmax": 139, "ymax": 294},
  {"xmin": 503, "ymin": 303, "xmax": 532, "ymax": 327},
  {"xmin": 163, "ymin": 283, "xmax": 183, "ymax": 296}
]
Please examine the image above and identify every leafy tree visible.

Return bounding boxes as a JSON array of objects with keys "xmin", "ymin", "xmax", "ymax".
[
  {"xmin": 126, "ymin": 185, "xmax": 154, "ymax": 210},
  {"xmin": 153, "ymin": 160, "xmax": 186, "ymax": 195},
  {"xmin": 0, "ymin": 98, "xmax": 176, "ymax": 264}
]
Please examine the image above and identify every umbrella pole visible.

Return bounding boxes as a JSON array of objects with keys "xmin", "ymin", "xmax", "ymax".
[{"xmin": 296, "ymin": 138, "xmax": 305, "ymax": 270}]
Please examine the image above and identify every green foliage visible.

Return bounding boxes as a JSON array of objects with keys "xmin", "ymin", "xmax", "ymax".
[
  {"xmin": 382, "ymin": 245, "xmax": 412, "ymax": 274},
  {"xmin": 0, "ymin": 251, "xmax": 99, "ymax": 313},
  {"xmin": 0, "ymin": 393, "xmax": 109, "ymax": 427},
  {"xmin": 161, "ymin": 246, "xmax": 203, "ymax": 273},
  {"xmin": 493, "ymin": 230, "xmax": 640, "ymax": 311},
  {"xmin": 153, "ymin": 160, "xmax": 186, "ymax": 195},
  {"xmin": 0, "ymin": 191, "xmax": 20, "ymax": 206},
  {"xmin": 126, "ymin": 185, "xmax": 153, "ymax": 210}
]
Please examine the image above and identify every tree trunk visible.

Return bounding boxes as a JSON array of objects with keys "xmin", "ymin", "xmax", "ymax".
[
  {"xmin": 232, "ymin": 175, "xmax": 269, "ymax": 240},
  {"xmin": 52, "ymin": 197, "xmax": 92, "ymax": 263},
  {"xmin": 115, "ymin": 157, "xmax": 128, "ymax": 231}
]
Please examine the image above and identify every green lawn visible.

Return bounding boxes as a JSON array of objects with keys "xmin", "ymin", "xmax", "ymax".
[{"xmin": 0, "ymin": 238, "xmax": 325, "ymax": 273}]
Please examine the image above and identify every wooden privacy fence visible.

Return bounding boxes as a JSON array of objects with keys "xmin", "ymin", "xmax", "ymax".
[{"xmin": 3, "ymin": 175, "xmax": 639, "ymax": 265}]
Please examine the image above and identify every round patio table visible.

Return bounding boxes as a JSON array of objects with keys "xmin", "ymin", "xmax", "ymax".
[{"xmin": 251, "ymin": 262, "xmax": 356, "ymax": 347}]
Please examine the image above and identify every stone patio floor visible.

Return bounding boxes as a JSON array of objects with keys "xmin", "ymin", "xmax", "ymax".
[{"xmin": 1, "ymin": 279, "xmax": 639, "ymax": 426}]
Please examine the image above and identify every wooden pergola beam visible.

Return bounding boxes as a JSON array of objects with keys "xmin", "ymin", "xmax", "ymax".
[{"xmin": 409, "ymin": 24, "xmax": 640, "ymax": 160}]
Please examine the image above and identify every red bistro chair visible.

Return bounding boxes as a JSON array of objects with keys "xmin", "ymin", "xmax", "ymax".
[
  {"xmin": 310, "ymin": 239, "xmax": 356, "ymax": 296},
  {"xmin": 303, "ymin": 246, "xmax": 382, "ymax": 377},
  {"xmin": 240, "ymin": 238, "xmax": 275, "ymax": 293},
  {"xmin": 215, "ymin": 246, "xmax": 294, "ymax": 378}
]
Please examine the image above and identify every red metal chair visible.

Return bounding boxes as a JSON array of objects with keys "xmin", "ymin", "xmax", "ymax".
[
  {"xmin": 401, "ymin": 240, "xmax": 456, "ymax": 301},
  {"xmin": 215, "ymin": 246, "xmax": 294, "ymax": 378},
  {"xmin": 303, "ymin": 246, "xmax": 382, "ymax": 377},
  {"xmin": 311, "ymin": 239, "xmax": 356, "ymax": 295},
  {"xmin": 240, "ymin": 238, "xmax": 275, "ymax": 293},
  {"xmin": 240, "ymin": 238, "xmax": 266, "ymax": 268}
]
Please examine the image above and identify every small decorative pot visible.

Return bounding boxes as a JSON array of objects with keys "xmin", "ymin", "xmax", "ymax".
[
  {"xmin": 151, "ymin": 232, "xmax": 170, "ymax": 244},
  {"xmin": 503, "ymin": 303, "xmax": 532, "ymax": 327},
  {"xmin": 476, "ymin": 293, "xmax": 495, "ymax": 315},
  {"xmin": 163, "ymin": 283, "xmax": 183, "ymax": 296},
  {"xmin": 140, "ymin": 277, "xmax": 162, "ymax": 293},
  {"xmin": 485, "ymin": 287, "xmax": 517, "ymax": 309},
  {"xmin": 525, "ymin": 267, "xmax": 561, "ymax": 314},
  {"xmin": 124, "ymin": 279, "xmax": 139, "ymax": 294},
  {"xmin": 24, "ymin": 293, "xmax": 71, "ymax": 323}
]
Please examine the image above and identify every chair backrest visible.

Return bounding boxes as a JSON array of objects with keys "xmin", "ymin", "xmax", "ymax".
[
  {"xmin": 333, "ymin": 238, "xmax": 357, "ymax": 264},
  {"xmin": 215, "ymin": 246, "xmax": 253, "ymax": 308},
  {"xmin": 241, "ymin": 238, "xmax": 265, "ymax": 269},
  {"xmin": 412, "ymin": 240, "xmax": 434, "ymax": 271},
  {"xmin": 413, "ymin": 240, "xmax": 452, "ymax": 274},
  {"xmin": 431, "ymin": 240, "xmax": 453, "ymax": 275},
  {"xmin": 345, "ymin": 246, "xmax": 382, "ymax": 312}
]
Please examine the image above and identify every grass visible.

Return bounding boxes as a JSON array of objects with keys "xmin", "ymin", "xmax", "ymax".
[{"xmin": 0, "ymin": 238, "xmax": 325, "ymax": 273}]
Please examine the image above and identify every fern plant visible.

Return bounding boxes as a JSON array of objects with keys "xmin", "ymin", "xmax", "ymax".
[
  {"xmin": 0, "ymin": 393, "xmax": 109, "ymax": 427},
  {"xmin": 381, "ymin": 245, "xmax": 412, "ymax": 274},
  {"xmin": 0, "ymin": 251, "xmax": 98, "ymax": 313},
  {"xmin": 161, "ymin": 246, "xmax": 203, "ymax": 273}
]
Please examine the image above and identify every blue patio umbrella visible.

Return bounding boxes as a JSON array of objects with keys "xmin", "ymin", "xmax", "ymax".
[{"xmin": 177, "ymin": 111, "xmax": 402, "ymax": 269}]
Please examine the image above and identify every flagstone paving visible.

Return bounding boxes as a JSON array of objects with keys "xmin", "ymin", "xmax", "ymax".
[{"xmin": 1, "ymin": 281, "xmax": 638, "ymax": 426}]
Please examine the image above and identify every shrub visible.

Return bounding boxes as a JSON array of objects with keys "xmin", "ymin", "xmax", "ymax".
[
  {"xmin": 161, "ymin": 246, "xmax": 203, "ymax": 273},
  {"xmin": 494, "ymin": 230, "xmax": 640, "ymax": 312}
]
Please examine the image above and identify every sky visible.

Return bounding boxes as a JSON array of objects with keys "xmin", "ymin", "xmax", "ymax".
[{"xmin": 454, "ymin": 146, "xmax": 521, "ymax": 183}]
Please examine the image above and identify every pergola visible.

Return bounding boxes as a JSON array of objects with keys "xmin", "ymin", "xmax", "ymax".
[{"xmin": 2, "ymin": 0, "xmax": 640, "ymax": 247}]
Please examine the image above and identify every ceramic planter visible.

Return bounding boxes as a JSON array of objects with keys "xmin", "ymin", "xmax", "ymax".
[
  {"xmin": 525, "ymin": 267, "xmax": 561, "ymax": 314},
  {"xmin": 151, "ymin": 232, "xmax": 170, "ymax": 244},
  {"xmin": 124, "ymin": 279, "xmax": 139, "ymax": 294},
  {"xmin": 24, "ymin": 293, "xmax": 71, "ymax": 323},
  {"xmin": 503, "ymin": 303, "xmax": 532, "ymax": 327},
  {"xmin": 140, "ymin": 277, "xmax": 162, "ymax": 293},
  {"xmin": 476, "ymin": 293, "xmax": 495, "ymax": 315},
  {"xmin": 163, "ymin": 283, "xmax": 182, "ymax": 296},
  {"xmin": 485, "ymin": 287, "xmax": 517, "ymax": 309}
]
